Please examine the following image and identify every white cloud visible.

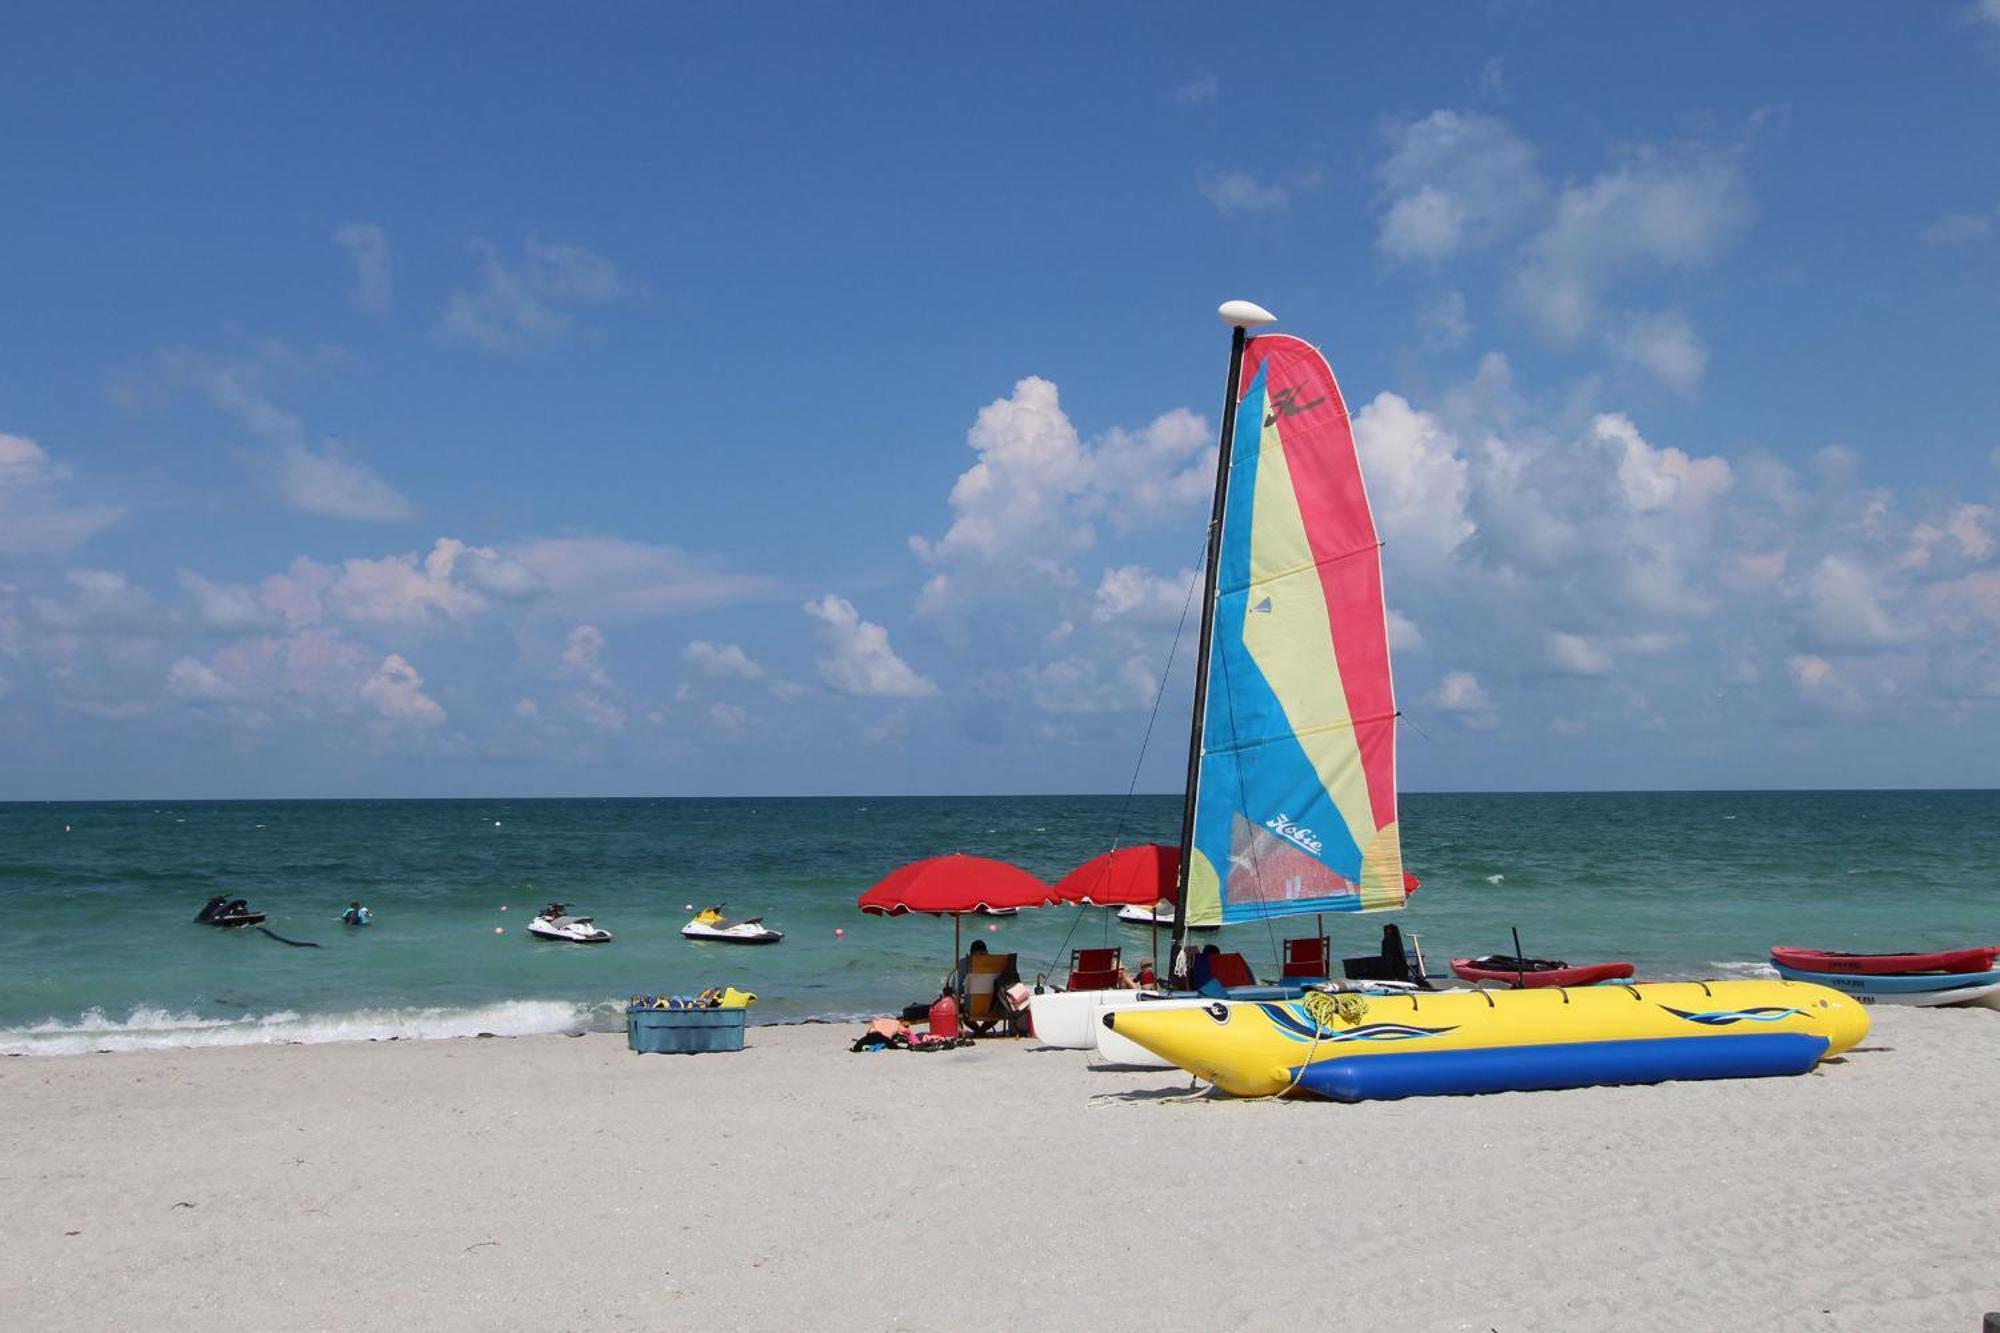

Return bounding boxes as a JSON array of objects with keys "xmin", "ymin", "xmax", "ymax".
[
  {"xmin": 32, "ymin": 570, "xmax": 160, "ymax": 634},
  {"xmin": 1787, "ymin": 653, "xmax": 1859, "ymax": 710},
  {"xmin": 1515, "ymin": 136, "xmax": 1753, "ymax": 341},
  {"xmin": 1198, "ymin": 167, "xmax": 1322, "ymax": 216},
  {"xmin": 276, "ymin": 441, "xmax": 414, "ymax": 522},
  {"xmin": 1430, "ymin": 670, "xmax": 1497, "ymax": 728},
  {"xmin": 1091, "ymin": 565, "xmax": 1196, "ymax": 626},
  {"xmin": 910, "ymin": 378, "xmax": 1214, "ymax": 612},
  {"xmin": 684, "ymin": 640, "xmax": 766, "ymax": 680},
  {"xmin": 441, "ymin": 235, "xmax": 626, "ymax": 353},
  {"xmin": 145, "ymin": 343, "xmax": 414, "ymax": 524},
  {"xmin": 1386, "ymin": 609, "xmax": 1425, "ymax": 651},
  {"xmin": 331, "ymin": 222, "xmax": 393, "ymax": 312},
  {"xmin": 1352, "ymin": 392, "xmax": 1475, "ymax": 577},
  {"xmin": 167, "ymin": 656, "xmax": 236, "ymax": 701},
  {"xmin": 319, "ymin": 539, "xmax": 491, "ymax": 625},
  {"xmin": 1418, "ymin": 290, "xmax": 1471, "ymax": 349},
  {"xmin": 1970, "ymin": 0, "xmax": 2000, "ymax": 31},
  {"xmin": 1609, "ymin": 310, "xmax": 1708, "ymax": 395},
  {"xmin": 0, "ymin": 433, "xmax": 122, "ymax": 561},
  {"xmin": 1173, "ymin": 72, "xmax": 1218, "ymax": 105},
  {"xmin": 1020, "ymin": 654, "xmax": 1158, "ymax": 714},
  {"xmin": 359, "ymin": 653, "xmax": 445, "ymax": 724},
  {"xmin": 179, "ymin": 571, "xmax": 267, "ymax": 634},
  {"xmin": 559, "ymin": 624, "xmax": 612, "ymax": 688},
  {"xmin": 509, "ymin": 536, "xmax": 773, "ymax": 620},
  {"xmin": 804, "ymin": 594, "xmax": 937, "ymax": 699},
  {"xmin": 1922, "ymin": 207, "xmax": 1994, "ymax": 246},
  {"xmin": 1548, "ymin": 631, "xmax": 1614, "ymax": 676},
  {"xmin": 1799, "ymin": 555, "xmax": 1909, "ymax": 649},
  {"xmin": 1375, "ymin": 110, "xmax": 1546, "ymax": 261},
  {"xmin": 706, "ymin": 701, "xmax": 750, "ymax": 735}
]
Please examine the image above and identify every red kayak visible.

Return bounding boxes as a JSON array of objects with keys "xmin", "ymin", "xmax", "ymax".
[
  {"xmin": 1769, "ymin": 946, "xmax": 2000, "ymax": 976},
  {"xmin": 1450, "ymin": 955, "xmax": 1636, "ymax": 989}
]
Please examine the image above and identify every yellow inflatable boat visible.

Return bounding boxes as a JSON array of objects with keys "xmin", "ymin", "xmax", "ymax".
[{"xmin": 1103, "ymin": 979, "xmax": 1869, "ymax": 1101}]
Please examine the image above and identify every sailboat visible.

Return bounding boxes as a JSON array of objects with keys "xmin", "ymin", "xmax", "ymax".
[
  {"xmin": 1079, "ymin": 301, "xmax": 1872, "ymax": 1099},
  {"xmin": 1028, "ymin": 298, "xmax": 1416, "ymax": 1059}
]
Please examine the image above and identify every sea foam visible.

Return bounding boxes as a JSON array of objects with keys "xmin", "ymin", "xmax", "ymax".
[{"xmin": 0, "ymin": 998, "xmax": 604, "ymax": 1057}]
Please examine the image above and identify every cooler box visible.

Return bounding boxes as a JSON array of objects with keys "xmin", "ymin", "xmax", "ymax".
[{"xmin": 626, "ymin": 1006, "xmax": 747, "ymax": 1054}]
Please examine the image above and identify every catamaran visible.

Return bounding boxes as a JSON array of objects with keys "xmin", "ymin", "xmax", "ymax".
[{"xmin": 1044, "ymin": 300, "xmax": 1871, "ymax": 1098}]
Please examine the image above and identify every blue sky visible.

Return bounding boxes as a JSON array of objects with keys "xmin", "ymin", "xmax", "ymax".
[{"xmin": 3, "ymin": 3, "xmax": 1998, "ymax": 798}]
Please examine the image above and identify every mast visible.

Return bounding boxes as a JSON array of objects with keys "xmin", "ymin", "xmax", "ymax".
[{"xmin": 1169, "ymin": 300, "xmax": 1276, "ymax": 980}]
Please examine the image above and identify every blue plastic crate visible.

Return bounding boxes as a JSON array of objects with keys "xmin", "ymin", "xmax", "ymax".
[{"xmin": 626, "ymin": 1006, "xmax": 746, "ymax": 1054}]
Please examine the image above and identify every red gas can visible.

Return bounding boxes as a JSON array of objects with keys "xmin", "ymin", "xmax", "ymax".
[{"xmin": 928, "ymin": 991, "xmax": 960, "ymax": 1040}]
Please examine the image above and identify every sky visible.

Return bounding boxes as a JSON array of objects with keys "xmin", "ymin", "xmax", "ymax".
[{"xmin": 2, "ymin": 3, "xmax": 1998, "ymax": 799}]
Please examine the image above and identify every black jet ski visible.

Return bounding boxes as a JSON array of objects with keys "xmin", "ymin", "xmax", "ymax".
[{"xmin": 194, "ymin": 895, "xmax": 267, "ymax": 928}]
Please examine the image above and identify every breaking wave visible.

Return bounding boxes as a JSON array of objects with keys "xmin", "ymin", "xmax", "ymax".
[
  {"xmin": 1705, "ymin": 959, "xmax": 1781, "ymax": 980},
  {"xmin": 0, "ymin": 998, "xmax": 610, "ymax": 1057}
]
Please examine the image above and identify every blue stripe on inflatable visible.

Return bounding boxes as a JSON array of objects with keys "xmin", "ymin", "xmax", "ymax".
[{"xmin": 1290, "ymin": 1033, "xmax": 1831, "ymax": 1102}]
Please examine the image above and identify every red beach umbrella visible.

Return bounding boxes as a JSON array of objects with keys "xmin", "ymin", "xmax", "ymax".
[
  {"xmin": 857, "ymin": 854, "xmax": 1055, "ymax": 963},
  {"xmin": 857, "ymin": 854, "xmax": 1055, "ymax": 916},
  {"xmin": 1051, "ymin": 843, "xmax": 1180, "ymax": 908}
]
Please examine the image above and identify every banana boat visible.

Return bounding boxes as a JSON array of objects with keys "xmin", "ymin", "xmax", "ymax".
[{"xmin": 1104, "ymin": 979, "xmax": 1869, "ymax": 1102}]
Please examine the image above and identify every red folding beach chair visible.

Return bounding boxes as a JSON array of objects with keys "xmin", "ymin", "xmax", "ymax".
[
  {"xmin": 1281, "ymin": 936, "xmax": 1331, "ymax": 981},
  {"xmin": 1066, "ymin": 946, "xmax": 1123, "ymax": 991}
]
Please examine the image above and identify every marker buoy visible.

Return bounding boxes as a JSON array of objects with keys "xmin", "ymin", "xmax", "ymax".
[
  {"xmin": 834, "ymin": 928, "xmax": 845, "ymax": 938},
  {"xmin": 499, "ymin": 905, "xmax": 508, "ymax": 912},
  {"xmin": 494, "ymin": 926, "xmax": 504, "ymax": 934},
  {"xmin": 988, "ymin": 923, "xmax": 999, "ymax": 932}
]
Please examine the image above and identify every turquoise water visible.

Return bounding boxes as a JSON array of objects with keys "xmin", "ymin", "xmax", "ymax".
[{"xmin": 2, "ymin": 792, "xmax": 1994, "ymax": 1054}]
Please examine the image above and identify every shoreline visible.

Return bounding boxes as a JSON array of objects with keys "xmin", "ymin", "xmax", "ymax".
[{"xmin": 3, "ymin": 1007, "xmax": 1995, "ymax": 1331}]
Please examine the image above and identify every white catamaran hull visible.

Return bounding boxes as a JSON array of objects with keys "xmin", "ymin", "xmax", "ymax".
[{"xmin": 1030, "ymin": 989, "xmax": 1185, "ymax": 1049}]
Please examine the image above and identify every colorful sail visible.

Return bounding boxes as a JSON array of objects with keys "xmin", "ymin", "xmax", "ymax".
[{"xmin": 1183, "ymin": 335, "xmax": 1405, "ymax": 926}]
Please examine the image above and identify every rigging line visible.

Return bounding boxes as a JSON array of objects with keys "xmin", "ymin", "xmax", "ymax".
[{"xmin": 1035, "ymin": 541, "xmax": 1206, "ymax": 986}]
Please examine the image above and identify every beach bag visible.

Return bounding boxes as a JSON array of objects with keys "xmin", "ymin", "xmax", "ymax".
[{"xmin": 1002, "ymin": 982, "xmax": 1032, "ymax": 1012}]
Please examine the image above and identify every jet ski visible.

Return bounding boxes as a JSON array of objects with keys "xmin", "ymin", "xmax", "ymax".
[
  {"xmin": 1115, "ymin": 901, "xmax": 1217, "ymax": 931},
  {"xmin": 527, "ymin": 902, "xmax": 612, "ymax": 944},
  {"xmin": 194, "ymin": 895, "xmax": 266, "ymax": 928},
  {"xmin": 680, "ymin": 905, "xmax": 783, "ymax": 945}
]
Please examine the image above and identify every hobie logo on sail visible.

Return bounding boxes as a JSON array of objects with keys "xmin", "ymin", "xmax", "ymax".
[{"xmin": 1265, "ymin": 814, "xmax": 1322, "ymax": 854}]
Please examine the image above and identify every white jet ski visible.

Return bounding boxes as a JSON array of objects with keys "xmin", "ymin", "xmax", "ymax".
[
  {"xmin": 527, "ymin": 902, "xmax": 612, "ymax": 944},
  {"xmin": 1115, "ymin": 901, "xmax": 1217, "ymax": 931},
  {"xmin": 680, "ymin": 906, "xmax": 783, "ymax": 945}
]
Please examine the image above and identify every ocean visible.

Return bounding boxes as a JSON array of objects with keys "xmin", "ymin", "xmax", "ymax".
[{"xmin": 2, "ymin": 791, "xmax": 1994, "ymax": 1055}]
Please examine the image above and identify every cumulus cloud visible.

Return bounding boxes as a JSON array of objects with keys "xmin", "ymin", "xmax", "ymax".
[
  {"xmin": 32, "ymin": 570, "xmax": 161, "ymax": 634},
  {"xmin": 1091, "ymin": 565, "xmax": 1197, "ymax": 627},
  {"xmin": 1548, "ymin": 631, "xmax": 1614, "ymax": 676},
  {"xmin": 1375, "ymin": 110, "xmax": 1546, "ymax": 261},
  {"xmin": 360, "ymin": 653, "xmax": 445, "ymax": 724},
  {"xmin": 911, "ymin": 378, "xmax": 1213, "ymax": 612},
  {"xmin": 684, "ymin": 640, "xmax": 766, "ymax": 680},
  {"xmin": 804, "ymin": 594, "xmax": 937, "ymax": 699},
  {"xmin": 332, "ymin": 221, "xmax": 393, "ymax": 312},
  {"xmin": 1514, "ymin": 136, "xmax": 1754, "ymax": 342},
  {"xmin": 1352, "ymin": 392, "xmax": 1475, "ymax": 577},
  {"xmin": 277, "ymin": 441, "xmax": 415, "ymax": 522},
  {"xmin": 0, "ymin": 432, "xmax": 121, "ymax": 560},
  {"xmin": 179, "ymin": 571, "xmax": 268, "ymax": 634},
  {"xmin": 1609, "ymin": 310, "xmax": 1708, "ymax": 395},
  {"xmin": 441, "ymin": 235, "xmax": 627, "ymax": 353},
  {"xmin": 167, "ymin": 656, "xmax": 236, "ymax": 701},
  {"xmin": 1430, "ymin": 670, "xmax": 1497, "ymax": 727},
  {"xmin": 559, "ymin": 624, "xmax": 612, "ymax": 688}
]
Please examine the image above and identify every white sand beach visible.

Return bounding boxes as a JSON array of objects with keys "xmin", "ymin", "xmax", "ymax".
[{"xmin": 3, "ymin": 1006, "xmax": 1995, "ymax": 1332}]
